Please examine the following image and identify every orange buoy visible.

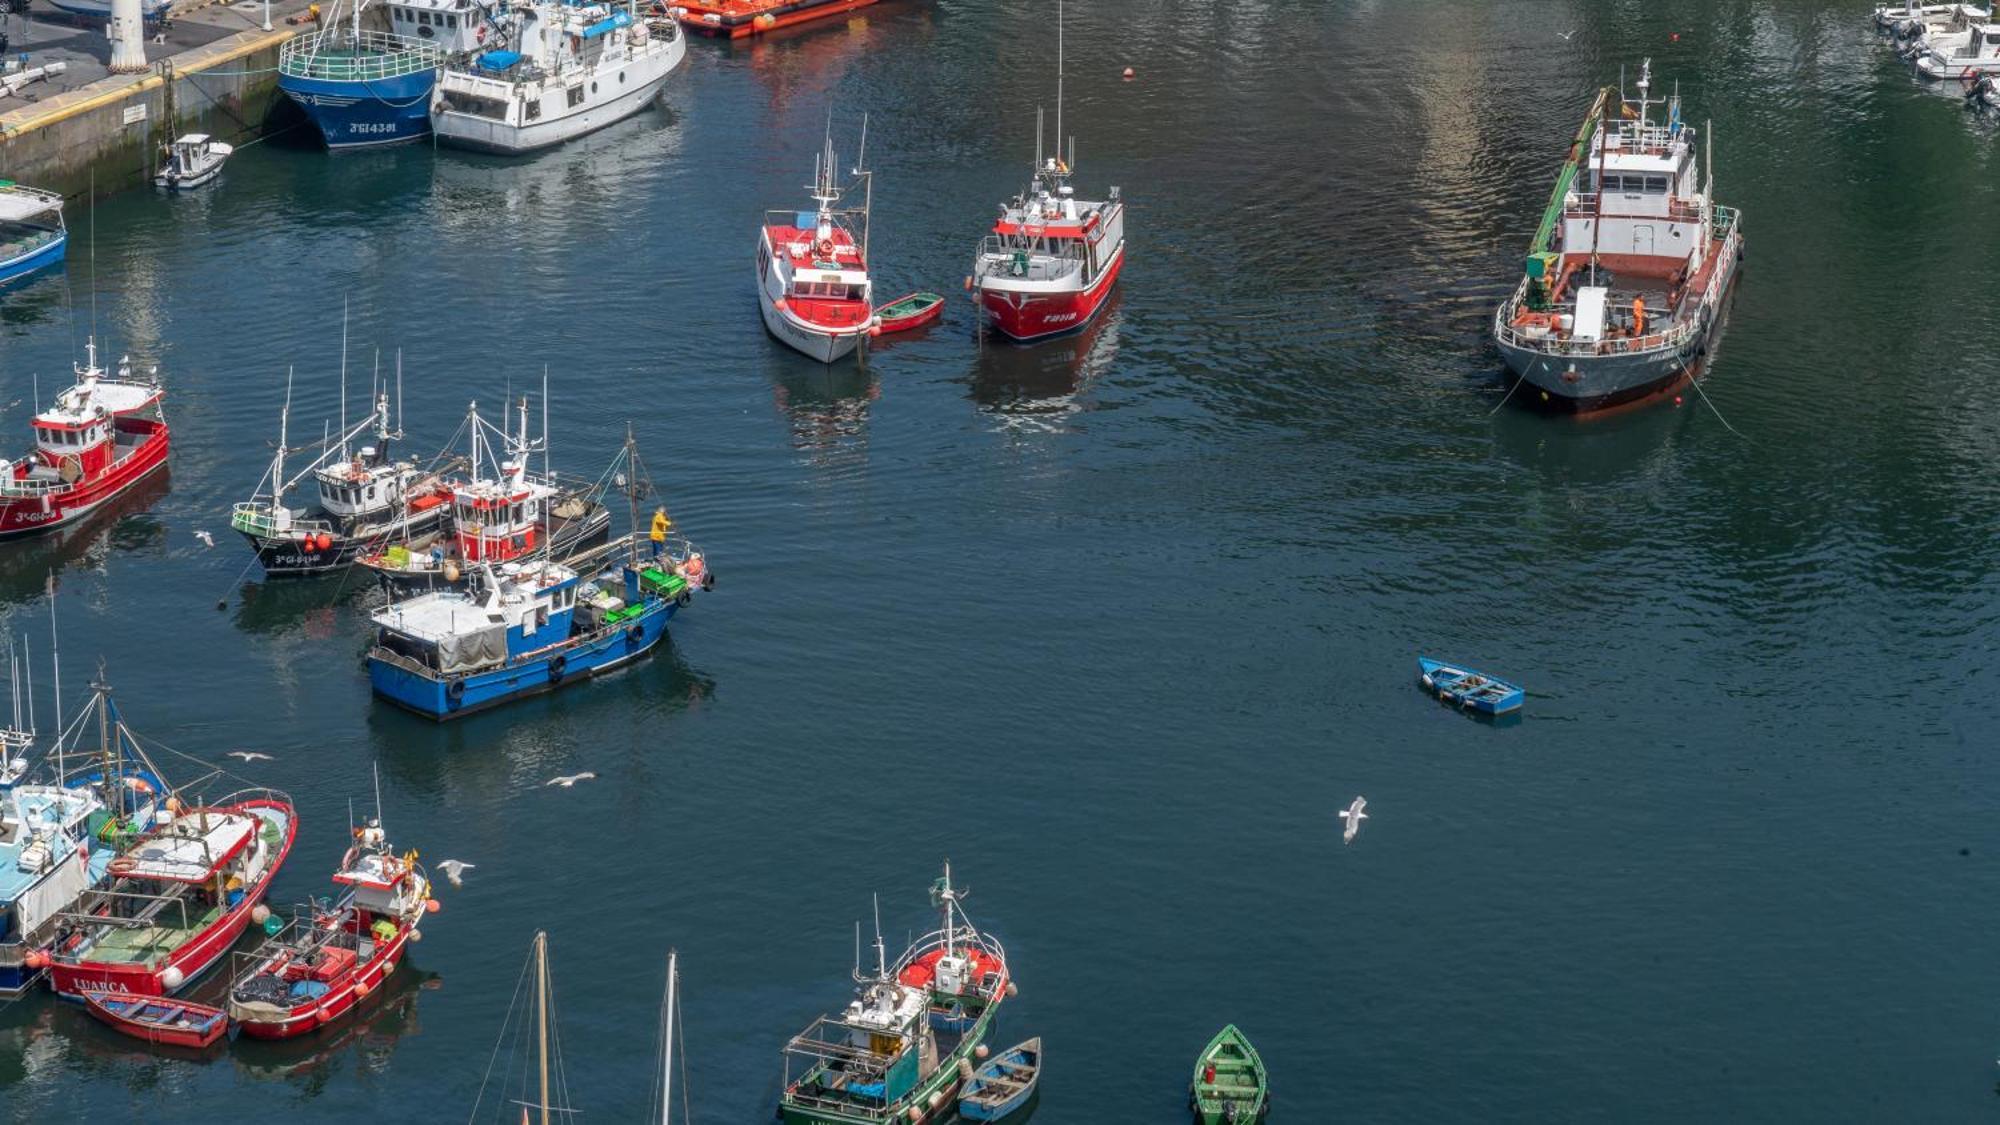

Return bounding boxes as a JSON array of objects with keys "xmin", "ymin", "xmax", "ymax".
[{"xmin": 425, "ymin": 899, "xmax": 441, "ymax": 913}]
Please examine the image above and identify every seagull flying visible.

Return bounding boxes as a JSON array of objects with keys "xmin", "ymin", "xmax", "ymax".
[
  {"xmin": 1557, "ymin": 28, "xmax": 1576, "ymax": 40},
  {"xmin": 1339, "ymin": 796, "xmax": 1369, "ymax": 845},
  {"xmin": 436, "ymin": 859, "xmax": 474, "ymax": 887},
  {"xmin": 546, "ymin": 772, "xmax": 597, "ymax": 788},
  {"xmin": 227, "ymin": 751, "xmax": 274, "ymax": 763},
  {"xmin": 193, "ymin": 530, "xmax": 214, "ymax": 548}
]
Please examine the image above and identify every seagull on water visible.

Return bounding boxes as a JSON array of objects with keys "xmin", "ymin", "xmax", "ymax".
[
  {"xmin": 436, "ymin": 860, "xmax": 474, "ymax": 887},
  {"xmin": 546, "ymin": 772, "xmax": 597, "ymax": 788},
  {"xmin": 227, "ymin": 751, "xmax": 274, "ymax": 763},
  {"xmin": 1339, "ymin": 796, "xmax": 1369, "ymax": 845}
]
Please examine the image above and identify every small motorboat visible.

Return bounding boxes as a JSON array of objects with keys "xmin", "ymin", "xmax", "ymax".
[
  {"xmin": 81, "ymin": 989, "xmax": 229, "ymax": 1049},
  {"xmin": 1190, "ymin": 1024, "xmax": 1268, "ymax": 1124},
  {"xmin": 959, "ymin": 1036, "xmax": 1041, "ymax": 1120},
  {"xmin": 154, "ymin": 134, "xmax": 233, "ymax": 191},
  {"xmin": 873, "ymin": 291, "xmax": 945, "ymax": 335},
  {"xmin": 1417, "ymin": 656, "xmax": 1524, "ymax": 716}
]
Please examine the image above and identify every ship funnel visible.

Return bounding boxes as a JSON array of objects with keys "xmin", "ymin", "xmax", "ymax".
[{"xmin": 108, "ymin": 0, "xmax": 148, "ymax": 74}]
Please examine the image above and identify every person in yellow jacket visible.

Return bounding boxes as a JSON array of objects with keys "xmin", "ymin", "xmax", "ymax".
[{"xmin": 649, "ymin": 507, "xmax": 670, "ymax": 562}]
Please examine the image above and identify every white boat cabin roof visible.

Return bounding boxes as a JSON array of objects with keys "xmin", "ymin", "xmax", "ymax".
[
  {"xmin": 373, "ymin": 560, "xmax": 579, "ymax": 643},
  {"xmin": 37, "ymin": 375, "xmax": 160, "ymax": 429},
  {"xmin": 172, "ymin": 133, "xmax": 212, "ymax": 146},
  {"xmin": 121, "ymin": 811, "xmax": 257, "ymax": 884},
  {"xmin": 0, "ymin": 186, "xmax": 63, "ymax": 224}
]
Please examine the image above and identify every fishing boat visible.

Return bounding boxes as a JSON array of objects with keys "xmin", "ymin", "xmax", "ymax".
[
  {"xmin": 355, "ymin": 397, "xmax": 611, "ymax": 595},
  {"xmin": 226, "ymin": 802, "xmax": 434, "ymax": 1040},
  {"xmin": 1877, "ymin": 1, "xmax": 1989, "ymax": 46},
  {"xmin": 366, "ymin": 428, "xmax": 709, "ymax": 718},
  {"xmin": 45, "ymin": 699, "xmax": 295, "ymax": 1000},
  {"xmin": 153, "ymin": 135, "xmax": 233, "ymax": 191},
  {"xmin": 674, "ymin": 0, "xmax": 878, "ymax": 39},
  {"xmin": 1417, "ymin": 656, "xmax": 1524, "ymax": 717},
  {"xmin": 1189, "ymin": 1024, "xmax": 1268, "ymax": 1124},
  {"xmin": 969, "ymin": 3, "xmax": 1126, "ymax": 343},
  {"xmin": 0, "ymin": 184, "xmax": 67, "ymax": 286},
  {"xmin": 779, "ymin": 863, "xmax": 1013, "ymax": 1125},
  {"xmin": 1876, "ymin": 1, "xmax": 1956, "ymax": 31},
  {"xmin": 277, "ymin": 0, "xmax": 481, "ymax": 149},
  {"xmin": 958, "ymin": 1037, "xmax": 1040, "ymax": 1121},
  {"xmin": 874, "ymin": 291, "xmax": 945, "ymax": 335},
  {"xmin": 0, "ymin": 341, "xmax": 169, "ymax": 541},
  {"xmin": 758, "ymin": 123, "xmax": 877, "ymax": 363},
  {"xmin": 431, "ymin": 0, "xmax": 686, "ymax": 155},
  {"xmin": 1492, "ymin": 60, "xmax": 1743, "ymax": 413},
  {"xmin": 0, "ymin": 666, "xmax": 167, "ymax": 998},
  {"xmin": 80, "ymin": 989, "xmax": 228, "ymax": 1049},
  {"xmin": 231, "ymin": 368, "xmax": 454, "ymax": 577},
  {"xmin": 1916, "ymin": 21, "xmax": 2000, "ymax": 76}
]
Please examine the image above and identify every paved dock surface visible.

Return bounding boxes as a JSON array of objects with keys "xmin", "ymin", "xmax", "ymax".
[{"xmin": 0, "ymin": 0, "xmax": 310, "ymax": 106}]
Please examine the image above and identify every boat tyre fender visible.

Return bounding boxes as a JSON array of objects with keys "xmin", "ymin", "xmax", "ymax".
[
  {"xmin": 676, "ymin": 591, "xmax": 692, "ymax": 607},
  {"xmin": 701, "ymin": 572, "xmax": 714, "ymax": 591},
  {"xmin": 446, "ymin": 678, "xmax": 465, "ymax": 706},
  {"xmin": 626, "ymin": 624, "xmax": 644, "ymax": 647},
  {"xmin": 549, "ymin": 655, "xmax": 567, "ymax": 684}
]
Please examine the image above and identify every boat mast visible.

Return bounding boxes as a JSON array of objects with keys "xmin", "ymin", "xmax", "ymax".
[
  {"xmin": 855, "ymin": 114, "xmax": 872, "ymax": 265},
  {"xmin": 46, "ymin": 578, "xmax": 61, "ymax": 778},
  {"xmin": 338, "ymin": 297, "xmax": 349, "ymax": 461},
  {"xmin": 536, "ymin": 930, "xmax": 551, "ymax": 1125},
  {"xmin": 1588, "ymin": 93, "xmax": 1610, "ymax": 286},
  {"xmin": 1055, "ymin": 0, "xmax": 1063, "ymax": 167},
  {"xmin": 661, "ymin": 949, "xmax": 677, "ymax": 1125},
  {"xmin": 271, "ymin": 368, "xmax": 294, "ymax": 516}
]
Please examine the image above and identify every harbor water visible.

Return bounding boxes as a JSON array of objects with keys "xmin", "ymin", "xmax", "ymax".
[{"xmin": 4, "ymin": 0, "xmax": 2000, "ymax": 1119}]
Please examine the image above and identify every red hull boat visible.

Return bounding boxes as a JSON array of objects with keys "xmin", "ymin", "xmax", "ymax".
[
  {"xmin": 228, "ymin": 818, "xmax": 435, "ymax": 1040},
  {"xmin": 874, "ymin": 291, "xmax": 945, "ymax": 334},
  {"xmin": 0, "ymin": 342, "xmax": 169, "ymax": 539},
  {"xmin": 81, "ymin": 989, "xmax": 228, "ymax": 1050},
  {"xmin": 49, "ymin": 792, "xmax": 298, "ymax": 1000},
  {"xmin": 674, "ymin": 0, "xmax": 879, "ymax": 39}
]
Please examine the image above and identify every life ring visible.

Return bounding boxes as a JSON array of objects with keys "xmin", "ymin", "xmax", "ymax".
[
  {"xmin": 445, "ymin": 678, "xmax": 465, "ymax": 704},
  {"xmin": 626, "ymin": 624, "xmax": 644, "ymax": 646},
  {"xmin": 813, "ymin": 238, "xmax": 835, "ymax": 261},
  {"xmin": 548, "ymin": 655, "xmax": 567, "ymax": 683},
  {"xmin": 108, "ymin": 856, "xmax": 138, "ymax": 876}
]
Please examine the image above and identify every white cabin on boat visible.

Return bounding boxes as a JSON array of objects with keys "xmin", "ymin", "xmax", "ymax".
[
  {"xmin": 384, "ymin": 0, "xmax": 485, "ymax": 54},
  {"xmin": 1559, "ymin": 103, "xmax": 1709, "ymax": 282}
]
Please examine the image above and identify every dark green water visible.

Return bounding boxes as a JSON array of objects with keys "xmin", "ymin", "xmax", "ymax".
[{"xmin": 3, "ymin": 0, "xmax": 1999, "ymax": 1120}]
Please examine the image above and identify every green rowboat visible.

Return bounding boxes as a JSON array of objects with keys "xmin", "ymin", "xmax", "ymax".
[{"xmin": 1190, "ymin": 1024, "xmax": 1268, "ymax": 1123}]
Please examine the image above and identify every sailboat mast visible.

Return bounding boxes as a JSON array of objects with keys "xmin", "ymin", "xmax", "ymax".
[
  {"xmin": 536, "ymin": 930, "xmax": 551, "ymax": 1125},
  {"xmin": 1055, "ymin": 0, "xmax": 1064, "ymax": 162},
  {"xmin": 661, "ymin": 950, "xmax": 677, "ymax": 1125}
]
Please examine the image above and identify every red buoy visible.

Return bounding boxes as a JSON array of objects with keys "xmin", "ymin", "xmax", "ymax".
[{"xmin": 1122, "ymin": 66, "xmax": 1135, "ymax": 80}]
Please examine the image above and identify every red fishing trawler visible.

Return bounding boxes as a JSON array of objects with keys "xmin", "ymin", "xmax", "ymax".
[
  {"xmin": 226, "ymin": 813, "xmax": 435, "ymax": 1040},
  {"xmin": 758, "ymin": 124, "xmax": 877, "ymax": 363},
  {"xmin": 968, "ymin": 5, "xmax": 1125, "ymax": 343},
  {"xmin": 673, "ymin": 0, "xmax": 878, "ymax": 39},
  {"xmin": 0, "ymin": 341, "xmax": 169, "ymax": 539}
]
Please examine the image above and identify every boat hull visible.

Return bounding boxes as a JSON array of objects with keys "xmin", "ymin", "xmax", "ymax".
[
  {"xmin": 82, "ymin": 991, "xmax": 229, "ymax": 1049},
  {"xmin": 759, "ymin": 289, "xmax": 865, "ymax": 363},
  {"xmin": 0, "ymin": 232, "xmax": 67, "ymax": 287},
  {"xmin": 229, "ymin": 927, "xmax": 415, "ymax": 1040},
  {"xmin": 0, "ymin": 420, "xmax": 170, "ymax": 539},
  {"xmin": 279, "ymin": 69, "xmax": 440, "ymax": 150},
  {"xmin": 1497, "ymin": 241, "xmax": 1741, "ymax": 415},
  {"xmin": 976, "ymin": 242, "xmax": 1124, "ymax": 343},
  {"xmin": 236, "ymin": 504, "xmax": 451, "ymax": 577},
  {"xmin": 367, "ymin": 597, "xmax": 678, "ymax": 719},
  {"xmin": 155, "ymin": 163, "xmax": 225, "ymax": 191},
  {"xmin": 432, "ymin": 35, "xmax": 682, "ymax": 156},
  {"xmin": 678, "ymin": 0, "xmax": 878, "ymax": 38},
  {"xmin": 51, "ymin": 798, "xmax": 297, "ymax": 1001}
]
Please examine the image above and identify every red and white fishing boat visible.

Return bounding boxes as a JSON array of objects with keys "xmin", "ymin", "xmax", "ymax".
[
  {"xmin": 757, "ymin": 124, "xmax": 877, "ymax": 363},
  {"xmin": 969, "ymin": 4, "xmax": 1125, "ymax": 343},
  {"xmin": 46, "ymin": 790, "xmax": 297, "ymax": 1000},
  {"xmin": 0, "ymin": 340, "xmax": 169, "ymax": 539},
  {"xmin": 226, "ymin": 812, "xmax": 435, "ymax": 1040}
]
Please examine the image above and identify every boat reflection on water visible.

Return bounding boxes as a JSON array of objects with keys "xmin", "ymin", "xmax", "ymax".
[
  {"xmin": 231, "ymin": 571, "xmax": 379, "ymax": 639},
  {"xmin": 0, "ymin": 469, "xmax": 171, "ymax": 607},
  {"xmin": 771, "ymin": 361, "xmax": 879, "ymax": 460},
  {"xmin": 967, "ymin": 291, "xmax": 1122, "ymax": 429},
  {"xmin": 232, "ymin": 966, "xmax": 437, "ymax": 1088},
  {"xmin": 1487, "ymin": 367, "xmax": 1697, "ymax": 490},
  {"xmin": 0, "ymin": 276, "xmax": 71, "ymax": 331}
]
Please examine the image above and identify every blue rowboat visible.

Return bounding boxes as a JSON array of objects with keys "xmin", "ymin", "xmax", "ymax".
[
  {"xmin": 0, "ymin": 184, "xmax": 66, "ymax": 288},
  {"xmin": 959, "ymin": 1036, "xmax": 1040, "ymax": 1121},
  {"xmin": 1417, "ymin": 657, "xmax": 1524, "ymax": 716}
]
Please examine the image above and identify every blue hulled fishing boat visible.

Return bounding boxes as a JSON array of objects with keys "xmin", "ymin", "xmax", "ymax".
[
  {"xmin": 0, "ymin": 184, "xmax": 67, "ymax": 287},
  {"xmin": 1417, "ymin": 657, "xmax": 1525, "ymax": 717},
  {"xmin": 278, "ymin": 0, "xmax": 487, "ymax": 149}
]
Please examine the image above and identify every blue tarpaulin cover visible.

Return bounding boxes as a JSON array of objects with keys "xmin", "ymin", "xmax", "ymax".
[
  {"xmin": 476, "ymin": 50, "xmax": 523, "ymax": 70},
  {"xmin": 582, "ymin": 10, "xmax": 630, "ymax": 37}
]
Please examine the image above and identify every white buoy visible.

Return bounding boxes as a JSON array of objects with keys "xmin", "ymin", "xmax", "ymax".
[{"xmin": 160, "ymin": 966, "xmax": 185, "ymax": 990}]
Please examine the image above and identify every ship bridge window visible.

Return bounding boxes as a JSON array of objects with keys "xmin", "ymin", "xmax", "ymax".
[{"xmin": 417, "ymin": 10, "xmax": 430, "ymax": 23}]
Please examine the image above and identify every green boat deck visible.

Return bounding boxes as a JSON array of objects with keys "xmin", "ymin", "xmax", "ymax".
[
  {"xmin": 84, "ymin": 904, "xmax": 222, "ymax": 965},
  {"xmin": 1191, "ymin": 1023, "xmax": 1269, "ymax": 1124}
]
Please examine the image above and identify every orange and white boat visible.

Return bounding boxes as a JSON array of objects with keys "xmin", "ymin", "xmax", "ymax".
[
  {"xmin": 671, "ymin": 0, "xmax": 878, "ymax": 39},
  {"xmin": 969, "ymin": 3, "xmax": 1126, "ymax": 343},
  {"xmin": 757, "ymin": 124, "xmax": 877, "ymax": 363}
]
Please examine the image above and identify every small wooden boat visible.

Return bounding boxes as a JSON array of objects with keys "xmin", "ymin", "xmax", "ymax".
[
  {"xmin": 1190, "ymin": 1024, "xmax": 1267, "ymax": 1124},
  {"xmin": 959, "ymin": 1036, "xmax": 1041, "ymax": 1120},
  {"xmin": 82, "ymin": 989, "xmax": 228, "ymax": 1049},
  {"xmin": 874, "ymin": 291, "xmax": 945, "ymax": 334},
  {"xmin": 154, "ymin": 134, "xmax": 232, "ymax": 191},
  {"xmin": 1417, "ymin": 656, "xmax": 1524, "ymax": 716}
]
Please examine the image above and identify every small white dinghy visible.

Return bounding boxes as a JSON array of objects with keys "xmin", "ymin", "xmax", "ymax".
[{"xmin": 155, "ymin": 134, "xmax": 233, "ymax": 191}]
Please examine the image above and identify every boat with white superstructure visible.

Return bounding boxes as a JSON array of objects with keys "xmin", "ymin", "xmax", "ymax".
[
  {"xmin": 279, "ymin": 0, "xmax": 488, "ymax": 149},
  {"xmin": 757, "ymin": 124, "xmax": 877, "ymax": 363},
  {"xmin": 432, "ymin": 0, "xmax": 685, "ymax": 155}
]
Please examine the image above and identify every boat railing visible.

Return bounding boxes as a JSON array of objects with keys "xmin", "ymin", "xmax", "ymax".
[
  {"xmin": 279, "ymin": 28, "xmax": 445, "ymax": 81},
  {"xmin": 1494, "ymin": 216, "xmax": 1742, "ymax": 359},
  {"xmin": 230, "ymin": 502, "xmax": 334, "ymax": 538},
  {"xmin": 973, "ymin": 235, "xmax": 1084, "ymax": 283},
  {"xmin": 894, "ymin": 927, "xmax": 1010, "ymax": 997},
  {"xmin": 0, "ymin": 470, "xmax": 69, "ymax": 497},
  {"xmin": 1561, "ymin": 194, "xmax": 1707, "ymax": 225}
]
